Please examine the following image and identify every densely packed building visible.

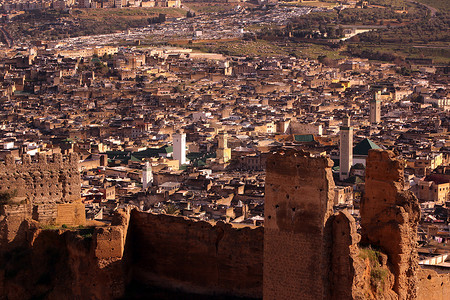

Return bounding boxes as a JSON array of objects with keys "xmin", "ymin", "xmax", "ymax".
[
  {"xmin": 0, "ymin": 0, "xmax": 180, "ymax": 11},
  {"xmin": 0, "ymin": 0, "xmax": 448, "ymax": 297},
  {"xmin": 0, "ymin": 41, "xmax": 448, "ymax": 233}
]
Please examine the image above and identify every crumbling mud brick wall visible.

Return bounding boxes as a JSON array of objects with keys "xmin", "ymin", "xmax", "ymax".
[
  {"xmin": 264, "ymin": 149, "xmax": 335, "ymax": 300},
  {"xmin": 0, "ymin": 153, "xmax": 83, "ymax": 226},
  {"xmin": 330, "ymin": 210, "xmax": 364, "ymax": 300},
  {"xmin": 361, "ymin": 149, "xmax": 421, "ymax": 299},
  {"xmin": 94, "ymin": 208, "xmax": 131, "ymax": 263},
  {"xmin": 417, "ymin": 268, "xmax": 450, "ymax": 300},
  {"xmin": 0, "ymin": 209, "xmax": 131, "ymax": 300},
  {"xmin": 0, "ymin": 149, "xmax": 448, "ymax": 300},
  {"xmin": 128, "ymin": 210, "xmax": 263, "ymax": 299}
]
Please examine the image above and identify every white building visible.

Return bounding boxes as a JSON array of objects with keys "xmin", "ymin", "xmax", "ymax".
[
  {"xmin": 173, "ymin": 132, "xmax": 186, "ymax": 166},
  {"xmin": 142, "ymin": 162, "xmax": 153, "ymax": 191},
  {"xmin": 339, "ymin": 116, "xmax": 353, "ymax": 181}
]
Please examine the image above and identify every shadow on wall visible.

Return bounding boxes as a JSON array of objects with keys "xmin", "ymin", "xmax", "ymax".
[
  {"xmin": 0, "ymin": 208, "xmax": 264, "ymax": 300},
  {"xmin": 124, "ymin": 210, "xmax": 263, "ymax": 299},
  {"xmin": 0, "ymin": 215, "xmax": 127, "ymax": 300}
]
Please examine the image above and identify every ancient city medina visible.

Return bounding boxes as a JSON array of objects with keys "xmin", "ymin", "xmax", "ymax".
[{"xmin": 0, "ymin": 0, "xmax": 448, "ymax": 298}]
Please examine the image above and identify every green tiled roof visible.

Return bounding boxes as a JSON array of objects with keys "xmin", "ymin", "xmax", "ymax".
[
  {"xmin": 187, "ymin": 152, "xmax": 216, "ymax": 167},
  {"xmin": 353, "ymin": 138, "xmax": 380, "ymax": 156},
  {"xmin": 130, "ymin": 155, "xmax": 141, "ymax": 162},
  {"xmin": 106, "ymin": 151, "xmax": 131, "ymax": 162},
  {"xmin": 344, "ymin": 175, "xmax": 365, "ymax": 184},
  {"xmin": 132, "ymin": 145, "xmax": 173, "ymax": 159},
  {"xmin": 294, "ymin": 134, "xmax": 315, "ymax": 143}
]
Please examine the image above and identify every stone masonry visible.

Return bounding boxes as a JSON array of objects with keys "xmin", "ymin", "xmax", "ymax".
[
  {"xmin": 264, "ymin": 149, "xmax": 335, "ymax": 300},
  {"xmin": 361, "ymin": 149, "xmax": 421, "ymax": 300},
  {"xmin": 0, "ymin": 153, "xmax": 84, "ymax": 234},
  {"xmin": 0, "ymin": 149, "xmax": 449, "ymax": 300}
]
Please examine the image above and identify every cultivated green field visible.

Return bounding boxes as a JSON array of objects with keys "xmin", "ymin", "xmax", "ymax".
[{"xmin": 184, "ymin": 39, "xmax": 344, "ymax": 60}]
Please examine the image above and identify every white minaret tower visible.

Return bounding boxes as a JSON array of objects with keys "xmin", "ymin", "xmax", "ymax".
[
  {"xmin": 142, "ymin": 162, "xmax": 153, "ymax": 191},
  {"xmin": 173, "ymin": 131, "xmax": 186, "ymax": 166},
  {"xmin": 339, "ymin": 115, "xmax": 353, "ymax": 181}
]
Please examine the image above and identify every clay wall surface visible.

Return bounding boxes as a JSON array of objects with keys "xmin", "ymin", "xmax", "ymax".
[
  {"xmin": 417, "ymin": 269, "xmax": 450, "ymax": 300},
  {"xmin": 0, "ymin": 204, "xmax": 33, "ymax": 243},
  {"xmin": 361, "ymin": 149, "xmax": 421, "ymax": 299},
  {"xmin": 0, "ymin": 153, "xmax": 84, "ymax": 231},
  {"xmin": 330, "ymin": 211, "xmax": 363, "ymax": 300},
  {"xmin": 0, "ymin": 209, "xmax": 130, "ymax": 300},
  {"xmin": 94, "ymin": 208, "xmax": 130, "ymax": 261},
  {"xmin": 0, "ymin": 153, "xmax": 81, "ymax": 207},
  {"xmin": 55, "ymin": 202, "xmax": 86, "ymax": 226},
  {"xmin": 128, "ymin": 210, "xmax": 263, "ymax": 299},
  {"xmin": 264, "ymin": 149, "xmax": 334, "ymax": 300}
]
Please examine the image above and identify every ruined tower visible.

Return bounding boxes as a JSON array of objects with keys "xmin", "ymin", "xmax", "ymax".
[
  {"xmin": 264, "ymin": 149, "xmax": 335, "ymax": 300},
  {"xmin": 0, "ymin": 153, "xmax": 85, "ymax": 244},
  {"xmin": 339, "ymin": 115, "xmax": 353, "ymax": 181},
  {"xmin": 361, "ymin": 149, "xmax": 421, "ymax": 299}
]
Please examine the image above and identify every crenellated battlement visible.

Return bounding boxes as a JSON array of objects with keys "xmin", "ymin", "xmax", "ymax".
[
  {"xmin": 0, "ymin": 153, "xmax": 78, "ymax": 173},
  {"xmin": 0, "ymin": 152, "xmax": 82, "ymax": 225}
]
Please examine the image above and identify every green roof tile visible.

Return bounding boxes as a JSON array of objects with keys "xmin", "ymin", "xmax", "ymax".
[
  {"xmin": 294, "ymin": 134, "xmax": 315, "ymax": 143},
  {"xmin": 353, "ymin": 138, "xmax": 380, "ymax": 156}
]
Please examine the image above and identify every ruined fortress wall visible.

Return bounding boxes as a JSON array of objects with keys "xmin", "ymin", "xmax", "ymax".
[
  {"xmin": 128, "ymin": 210, "xmax": 263, "ymax": 298},
  {"xmin": 264, "ymin": 150, "xmax": 335, "ymax": 300},
  {"xmin": 0, "ymin": 222, "xmax": 126, "ymax": 300},
  {"xmin": 0, "ymin": 204, "xmax": 33, "ymax": 243},
  {"xmin": 0, "ymin": 149, "xmax": 449, "ymax": 300},
  {"xmin": 94, "ymin": 208, "xmax": 131, "ymax": 262},
  {"xmin": 0, "ymin": 153, "xmax": 82, "ymax": 225},
  {"xmin": 361, "ymin": 149, "xmax": 421, "ymax": 299},
  {"xmin": 0, "ymin": 209, "xmax": 131, "ymax": 300},
  {"xmin": 330, "ymin": 211, "xmax": 363, "ymax": 300},
  {"xmin": 418, "ymin": 269, "xmax": 450, "ymax": 300},
  {"xmin": 55, "ymin": 202, "xmax": 86, "ymax": 226}
]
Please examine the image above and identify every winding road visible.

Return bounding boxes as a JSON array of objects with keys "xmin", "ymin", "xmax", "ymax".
[{"xmin": 406, "ymin": 0, "xmax": 438, "ymax": 17}]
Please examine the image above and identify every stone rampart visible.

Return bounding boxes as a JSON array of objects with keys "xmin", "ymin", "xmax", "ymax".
[
  {"xmin": 361, "ymin": 149, "xmax": 421, "ymax": 299},
  {"xmin": 0, "ymin": 153, "xmax": 83, "ymax": 226},
  {"xmin": 264, "ymin": 149, "xmax": 334, "ymax": 300},
  {"xmin": 128, "ymin": 210, "xmax": 263, "ymax": 298},
  {"xmin": 0, "ymin": 153, "xmax": 80, "ymax": 205}
]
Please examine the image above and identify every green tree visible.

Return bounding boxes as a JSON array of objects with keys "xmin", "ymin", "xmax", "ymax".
[{"xmin": 163, "ymin": 203, "xmax": 180, "ymax": 216}]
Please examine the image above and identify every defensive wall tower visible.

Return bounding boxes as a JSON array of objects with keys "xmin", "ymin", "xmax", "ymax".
[
  {"xmin": 264, "ymin": 149, "xmax": 335, "ymax": 299},
  {"xmin": 264, "ymin": 148, "xmax": 426, "ymax": 300},
  {"xmin": 0, "ymin": 153, "xmax": 84, "ymax": 244},
  {"xmin": 361, "ymin": 149, "xmax": 421, "ymax": 299}
]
